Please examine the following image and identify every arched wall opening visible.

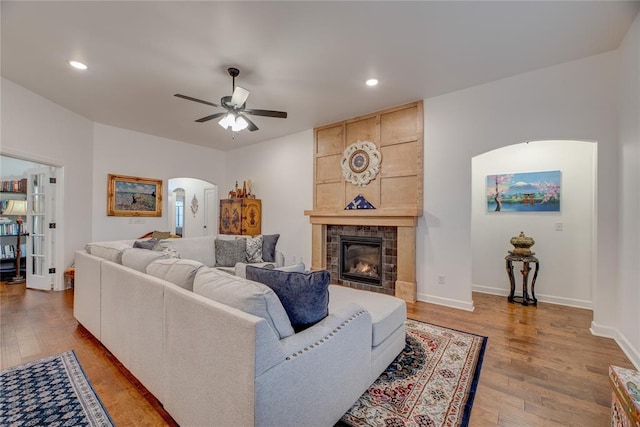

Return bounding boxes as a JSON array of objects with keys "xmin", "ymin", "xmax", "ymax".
[
  {"xmin": 167, "ymin": 178, "xmax": 217, "ymax": 238},
  {"xmin": 471, "ymin": 140, "xmax": 596, "ymax": 308}
]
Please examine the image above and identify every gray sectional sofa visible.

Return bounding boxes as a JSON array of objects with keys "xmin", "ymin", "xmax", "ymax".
[{"xmin": 73, "ymin": 236, "xmax": 407, "ymax": 426}]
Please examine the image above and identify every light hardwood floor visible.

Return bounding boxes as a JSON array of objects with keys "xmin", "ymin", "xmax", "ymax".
[{"xmin": 1, "ymin": 282, "xmax": 634, "ymax": 426}]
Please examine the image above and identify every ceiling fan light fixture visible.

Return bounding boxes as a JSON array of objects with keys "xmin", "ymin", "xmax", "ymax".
[
  {"xmin": 366, "ymin": 78, "xmax": 378, "ymax": 87},
  {"xmin": 218, "ymin": 113, "xmax": 235, "ymax": 129},
  {"xmin": 232, "ymin": 116, "xmax": 249, "ymax": 132}
]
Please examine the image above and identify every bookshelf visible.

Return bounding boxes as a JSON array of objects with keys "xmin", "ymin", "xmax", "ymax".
[{"xmin": 0, "ymin": 178, "xmax": 27, "ymax": 279}]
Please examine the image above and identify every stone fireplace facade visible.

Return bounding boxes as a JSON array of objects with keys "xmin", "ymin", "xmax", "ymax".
[{"xmin": 327, "ymin": 225, "xmax": 397, "ymax": 295}]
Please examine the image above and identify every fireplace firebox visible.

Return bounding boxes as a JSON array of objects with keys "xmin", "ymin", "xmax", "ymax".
[{"xmin": 340, "ymin": 236, "xmax": 383, "ymax": 286}]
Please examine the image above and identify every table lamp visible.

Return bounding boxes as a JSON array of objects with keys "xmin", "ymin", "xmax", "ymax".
[{"xmin": 3, "ymin": 200, "xmax": 27, "ymax": 284}]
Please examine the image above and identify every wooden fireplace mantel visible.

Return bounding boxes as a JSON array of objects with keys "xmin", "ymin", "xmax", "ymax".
[{"xmin": 303, "ymin": 208, "xmax": 421, "ymax": 227}]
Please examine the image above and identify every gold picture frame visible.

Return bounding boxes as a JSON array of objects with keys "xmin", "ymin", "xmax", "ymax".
[{"xmin": 107, "ymin": 174, "xmax": 162, "ymax": 217}]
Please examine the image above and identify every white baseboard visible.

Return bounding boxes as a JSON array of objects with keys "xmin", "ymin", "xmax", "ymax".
[
  {"xmin": 591, "ymin": 321, "xmax": 640, "ymax": 371},
  {"xmin": 471, "ymin": 285, "xmax": 508, "ymax": 296},
  {"xmin": 471, "ymin": 285, "xmax": 593, "ymax": 310},
  {"xmin": 416, "ymin": 293, "xmax": 475, "ymax": 312}
]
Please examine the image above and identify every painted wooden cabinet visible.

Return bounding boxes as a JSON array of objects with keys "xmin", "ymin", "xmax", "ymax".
[{"xmin": 219, "ymin": 198, "xmax": 262, "ymax": 235}]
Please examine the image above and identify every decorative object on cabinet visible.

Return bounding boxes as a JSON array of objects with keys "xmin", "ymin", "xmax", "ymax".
[
  {"xmin": 190, "ymin": 194, "xmax": 199, "ymax": 217},
  {"xmin": 340, "ymin": 140, "xmax": 382, "ymax": 187},
  {"xmin": 107, "ymin": 174, "xmax": 162, "ymax": 217},
  {"xmin": 2, "ymin": 199, "xmax": 27, "ymax": 284},
  {"xmin": 227, "ymin": 180, "xmax": 255, "ymax": 199},
  {"xmin": 219, "ymin": 198, "xmax": 261, "ymax": 235},
  {"xmin": 486, "ymin": 170, "xmax": 561, "ymax": 212}
]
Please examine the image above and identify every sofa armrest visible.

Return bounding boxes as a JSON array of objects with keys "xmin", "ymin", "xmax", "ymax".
[
  {"xmin": 255, "ymin": 302, "xmax": 373, "ymax": 426},
  {"xmin": 278, "ymin": 302, "xmax": 370, "ymax": 363},
  {"xmin": 275, "ymin": 250, "xmax": 285, "ymax": 267},
  {"xmin": 73, "ymin": 250, "xmax": 103, "ymax": 339}
]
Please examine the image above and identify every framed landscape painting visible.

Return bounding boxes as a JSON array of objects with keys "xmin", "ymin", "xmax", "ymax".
[
  {"xmin": 107, "ymin": 174, "xmax": 162, "ymax": 216},
  {"xmin": 486, "ymin": 170, "xmax": 561, "ymax": 212}
]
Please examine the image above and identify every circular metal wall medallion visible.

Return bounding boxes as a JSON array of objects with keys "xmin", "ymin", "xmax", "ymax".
[{"xmin": 341, "ymin": 140, "xmax": 381, "ymax": 187}]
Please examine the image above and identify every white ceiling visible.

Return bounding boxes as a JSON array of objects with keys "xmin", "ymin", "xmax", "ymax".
[{"xmin": 2, "ymin": 1, "xmax": 639, "ymax": 151}]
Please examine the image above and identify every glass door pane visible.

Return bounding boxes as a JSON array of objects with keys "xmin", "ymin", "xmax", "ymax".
[{"xmin": 26, "ymin": 168, "xmax": 53, "ymax": 290}]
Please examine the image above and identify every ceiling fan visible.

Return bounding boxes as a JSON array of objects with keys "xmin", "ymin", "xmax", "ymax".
[{"xmin": 174, "ymin": 67, "xmax": 287, "ymax": 132}]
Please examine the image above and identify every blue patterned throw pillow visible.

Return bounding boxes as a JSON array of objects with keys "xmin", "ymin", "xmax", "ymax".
[{"xmin": 245, "ymin": 266, "xmax": 330, "ymax": 332}]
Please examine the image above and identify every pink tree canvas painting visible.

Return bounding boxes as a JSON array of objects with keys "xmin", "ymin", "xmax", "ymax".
[{"xmin": 486, "ymin": 170, "xmax": 561, "ymax": 212}]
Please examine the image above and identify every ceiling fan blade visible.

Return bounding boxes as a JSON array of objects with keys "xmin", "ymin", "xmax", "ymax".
[
  {"xmin": 243, "ymin": 108, "xmax": 287, "ymax": 119},
  {"xmin": 195, "ymin": 112, "xmax": 227, "ymax": 123},
  {"xmin": 174, "ymin": 93, "xmax": 219, "ymax": 108},
  {"xmin": 241, "ymin": 114, "xmax": 259, "ymax": 132},
  {"xmin": 230, "ymin": 86, "xmax": 250, "ymax": 107}
]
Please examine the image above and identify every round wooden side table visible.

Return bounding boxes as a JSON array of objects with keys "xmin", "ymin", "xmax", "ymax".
[{"xmin": 505, "ymin": 253, "xmax": 539, "ymax": 306}]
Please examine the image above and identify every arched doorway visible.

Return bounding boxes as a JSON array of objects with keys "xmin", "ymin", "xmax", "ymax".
[
  {"xmin": 471, "ymin": 140, "xmax": 596, "ymax": 308},
  {"xmin": 168, "ymin": 178, "xmax": 217, "ymax": 238}
]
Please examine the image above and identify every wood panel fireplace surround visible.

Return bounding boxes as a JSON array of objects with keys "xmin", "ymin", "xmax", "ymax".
[{"xmin": 305, "ymin": 101, "xmax": 423, "ymax": 302}]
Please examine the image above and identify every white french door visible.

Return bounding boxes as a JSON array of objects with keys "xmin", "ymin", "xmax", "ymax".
[{"xmin": 26, "ymin": 167, "xmax": 56, "ymax": 290}]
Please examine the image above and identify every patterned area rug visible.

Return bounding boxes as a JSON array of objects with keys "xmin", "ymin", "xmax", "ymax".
[
  {"xmin": 0, "ymin": 350, "xmax": 114, "ymax": 427},
  {"xmin": 341, "ymin": 320, "xmax": 487, "ymax": 427}
]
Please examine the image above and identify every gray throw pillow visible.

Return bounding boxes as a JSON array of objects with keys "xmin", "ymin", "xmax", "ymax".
[
  {"xmin": 133, "ymin": 238, "xmax": 158, "ymax": 250},
  {"xmin": 261, "ymin": 234, "xmax": 280, "ymax": 262},
  {"xmin": 215, "ymin": 238, "xmax": 247, "ymax": 267},
  {"xmin": 245, "ymin": 266, "xmax": 330, "ymax": 332}
]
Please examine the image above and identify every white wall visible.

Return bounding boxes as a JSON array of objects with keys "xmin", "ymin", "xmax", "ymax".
[
  {"xmin": 471, "ymin": 140, "xmax": 595, "ymax": 308},
  {"xmin": 421, "ymin": 51, "xmax": 620, "ymax": 313},
  {"xmin": 0, "ymin": 156, "xmax": 40, "ymax": 178},
  {"xmin": 614, "ymin": 11, "xmax": 640, "ymax": 368},
  {"xmin": 1, "ymin": 78, "xmax": 94, "ymax": 278},
  {"xmin": 226, "ymin": 52, "xmax": 621, "ymax": 318},
  {"xmin": 91, "ymin": 123, "xmax": 226, "ymax": 242},
  {"xmin": 225, "ymin": 130, "xmax": 313, "ymax": 266}
]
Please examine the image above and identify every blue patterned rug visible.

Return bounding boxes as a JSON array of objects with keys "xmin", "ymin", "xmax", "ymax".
[
  {"xmin": 340, "ymin": 320, "xmax": 487, "ymax": 427},
  {"xmin": 0, "ymin": 350, "xmax": 114, "ymax": 427}
]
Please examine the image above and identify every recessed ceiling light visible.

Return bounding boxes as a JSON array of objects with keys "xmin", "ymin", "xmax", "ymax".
[
  {"xmin": 69, "ymin": 61, "xmax": 88, "ymax": 70},
  {"xmin": 366, "ymin": 78, "xmax": 378, "ymax": 87}
]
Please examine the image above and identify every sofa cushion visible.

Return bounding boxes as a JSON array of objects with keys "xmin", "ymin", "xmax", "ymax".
[
  {"xmin": 261, "ymin": 234, "xmax": 280, "ymax": 263},
  {"xmin": 328, "ymin": 285, "xmax": 406, "ymax": 347},
  {"xmin": 147, "ymin": 258, "xmax": 204, "ymax": 291},
  {"xmin": 121, "ymin": 248, "xmax": 169, "ymax": 272},
  {"xmin": 133, "ymin": 238, "xmax": 158, "ymax": 250},
  {"xmin": 245, "ymin": 235, "xmax": 263, "ymax": 263},
  {"xmin": 159, "ymin": 236, "xmax": 216, "ymax": 267},
  {"xmin": 193, "ymin": 268, "xmax": 294, "ymax": 339},
  {"xmin": 85, "ymin": 241, "xmax": 132, "ymax": 263},
  {"xmin": 215, "ymin": 238, "xmax": 247, "ymax": 267},
  {"xmin": 245, "ymin": 266, "xmax": 330, "ymax": 332}
]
